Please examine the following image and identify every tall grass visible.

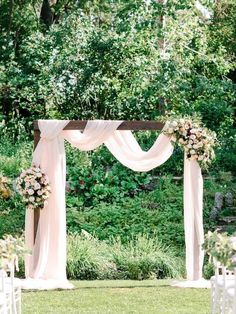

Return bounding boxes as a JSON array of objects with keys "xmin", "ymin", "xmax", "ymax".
[
  {"xmin": 111, "ymin": 235, "xmax": 183, "ymax": 280},
  {"xmin": 67, "ymin": 232, "xmax": 116, "ymax": 280},
  {"xmin": 66, "ymin": 233, "xmax": 184, "ymax": 280}
]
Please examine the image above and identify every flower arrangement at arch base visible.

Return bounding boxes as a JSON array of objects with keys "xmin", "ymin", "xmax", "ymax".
[
  {"xmin": 16, "ymin": 165, "xmax": 51, "ymax": 210},
  {"xmin": 203, "ymin": 231, "xmax": 236, "ymax": 269},
  {"xmin": 163, "ymin": 116, "xmax": 217, "ymax": 167},
  {"xmin": 0, "ymin": 234, "xmax": 29, "ymax": 271}
]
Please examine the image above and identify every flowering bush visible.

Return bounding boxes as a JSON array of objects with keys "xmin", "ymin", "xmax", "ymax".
[
  {"xmin": 163, "ymin": 117, "xmax": 217, "ymax": 166},
  {"xmin": 0, "ymin": 234, "xmax": 28, "ymax": 271},
  {"xmin": 16, "ymin": 165, "xmax": 51, "ymax": 210},
  {"xmin": 203, "ymin": 231, "xmax": 236, "ymax": 268},
  {"xmin": 0, "ymin": 175, "xmax": 11, "ymax": 199}
]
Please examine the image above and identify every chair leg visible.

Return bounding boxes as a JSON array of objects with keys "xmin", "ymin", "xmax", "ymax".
[{"xmin": 211, "ymin": 282, "xmax": 219, "ymax": 314}]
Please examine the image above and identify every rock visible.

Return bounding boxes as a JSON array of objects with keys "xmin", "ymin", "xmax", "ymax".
[
  {"xmin": 225, "ymin": 192, "xmax": 233, "ymax": 207},
  {"xmin": 214, "ymin": 192, "xmax": 223, "ymax": 210},
  {"xmin": 209, "ymin": 207, "xmax": 219, "ymax": 221},
  {"xmin": 66, "ymin": 181, "xmax": 71, "ymax": 193}
]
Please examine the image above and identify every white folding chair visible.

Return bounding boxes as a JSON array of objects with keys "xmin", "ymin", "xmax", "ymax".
[
  {"xmin": 0, "ymin": 269, "xmax": 11, "ymax": 314},
  {"xmin": 224, "ymin": 267, "xmax": 236, "ymax": 314},
  {"xmin": 211, "ymin": 261, "xmax": 235, "ymax": 314},
  {"xmin": 0, "ymin": 262, "xmax": 21, "ymax": 314}
]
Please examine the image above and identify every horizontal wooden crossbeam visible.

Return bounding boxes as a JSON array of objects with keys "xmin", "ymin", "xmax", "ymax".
[{"xmin": 33, "ymin": 120, "xmax": 165, "ymax": 131}]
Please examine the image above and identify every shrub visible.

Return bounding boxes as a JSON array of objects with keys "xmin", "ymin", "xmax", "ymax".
[
  {"xmin": 66, "ymin": 232, "xmax": 116, "ymax": 280},
  {"xmin": 67, "ymin": 177, "xmax": 185, "ymax": 249},
  {"xmin": 0, "ymin": 194, "xmax": 25, "ymax": 238},
  {"xmin": 66, "ymin": 233, "xmax": 183, "ymax": 280},
  {"xmin": 111, "ymin": 234, "xmax": 183, "ymax": 280}
]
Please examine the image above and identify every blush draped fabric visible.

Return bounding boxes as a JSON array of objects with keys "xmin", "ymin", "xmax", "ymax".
[{"xmin": 22, "ymin": 120, "xmax": 204, "ymax": 290}]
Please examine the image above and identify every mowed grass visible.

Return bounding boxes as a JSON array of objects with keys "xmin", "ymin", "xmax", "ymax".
[{"xmin": 22, "ymin": 280, "xmax": 210, "ymax": 314}]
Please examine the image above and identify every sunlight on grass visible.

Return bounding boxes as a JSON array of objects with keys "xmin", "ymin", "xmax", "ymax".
[{"xmin": 22, "ymin": 280, "xmax": 210, "ymax": 314}]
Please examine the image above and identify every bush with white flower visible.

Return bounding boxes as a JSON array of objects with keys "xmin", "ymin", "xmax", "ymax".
[
  {"xmin": 0, "ymin": 234, "xmax": 29, "ymax": 271},
  {"xmin": 16, "ymin": 165, "xmax": 51, "ymax": 210},
  {"xmin": 163, "ymin": 117, "xmax": 217, "ymax": 166},
  {"xmin": 203, "ymin": 231, "xmax": 236, "ymax": 268}
]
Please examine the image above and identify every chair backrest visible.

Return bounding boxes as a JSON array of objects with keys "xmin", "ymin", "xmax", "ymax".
[
  {"xmin": 0, "ymin": 269, "xmax": 7, "ymax": 292},
  {"xmin": 213, "ymin": 258, "xmax": 235, "ymax": 281}
]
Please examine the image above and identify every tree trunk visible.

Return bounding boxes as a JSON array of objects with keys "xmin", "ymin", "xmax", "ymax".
[
  {"xmin": 157, "ymin": 0, "xmax": 167, "ymax": 115},
  {"xmin": 40, "ymin": 0, "xmax": 58, "ymax": 27}
]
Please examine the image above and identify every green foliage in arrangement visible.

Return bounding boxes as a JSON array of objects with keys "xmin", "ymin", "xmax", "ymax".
[{"xmin": 203, "ymin": 230, "xmax": 236, "ymax": 267}]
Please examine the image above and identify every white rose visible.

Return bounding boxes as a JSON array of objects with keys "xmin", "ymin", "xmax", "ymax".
[
  {"xmin": 190, "ymin": 149, "xmax": 196, "ymax": 155},
  {"xmin": 36, "ymin": 173, "xmax": 42, "ymax": 178},
  {"xmin": 178, "ymin": 138, "xmax": 184, "ymax": 144},
  {"xmin": 167, "ymin": 128, "xmax": 174, "ymax": 134},
  {"xmin": 179, "ymin": 119, "xmax": 185, "ymax": 124},
  {"xmin": 28, "ymin": 189, "xmax": 34, "ymax": 195},
  {"xmin": 187, "ymin": 144, "xmax": 192, "ymax": 149},
  {"xmin": 37, "ymin": 190, "xmax": 42, "ymax": 195},
  {"xmin": 164, "ymin": 122, "xmax": 170, "ymax": 130},
  {"xmin": 29, "ymin": 196, "xmax": 35, "ymax": 202},
  {"xmin": 34, "ymin": 183, "xmax": 41, "ymax": 190},
  {"xmin": 172, "ymin": 121, "xmax": 178, "ymax": 127},
  {"xmin": 198, "ymin": 155, "xmax": 204, "ymax": 161},
  {"xmin": 190, "ymin": 135, "xmax": 196, "ymax": 140}
]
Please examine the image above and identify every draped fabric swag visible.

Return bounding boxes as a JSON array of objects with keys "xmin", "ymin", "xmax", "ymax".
[{"xmin": 23, "ymin": 120, "xmax": 204, "ymax": 290}]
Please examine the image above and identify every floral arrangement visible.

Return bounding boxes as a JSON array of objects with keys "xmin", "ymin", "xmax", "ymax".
[
  {"xmin": 16, "ymin": 165, "xmax": 51, "ymax": 210},
  {"xmin": 203, "ymin": 231, "xmax": 236, "ymax": 268},
  {"xmin": 0, "ymin": 234, "xmax": 28, "ymax": 271},
  {"xmin": 163, "ymin": 116, "xmax": 217, "ymax": 166}
]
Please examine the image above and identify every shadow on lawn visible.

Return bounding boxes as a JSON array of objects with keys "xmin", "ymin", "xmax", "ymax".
[{"xmin": 22, "ymin": 284, "xmax": 171, "ymax": 293}]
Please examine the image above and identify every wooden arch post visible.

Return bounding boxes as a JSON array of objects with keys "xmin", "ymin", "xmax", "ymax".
[{"xmin": 33, "ymin": 120, "xmax": 165, "ymax": 242}]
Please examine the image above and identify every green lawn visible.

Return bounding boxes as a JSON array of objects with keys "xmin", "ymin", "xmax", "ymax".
[{"xmin": 22, "ymin": 280, "xmax": 210, "ymax": 314}]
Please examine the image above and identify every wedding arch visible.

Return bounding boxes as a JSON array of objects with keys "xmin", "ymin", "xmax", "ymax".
[{"xmin": 22, "ymin": 119, "xmax": 206, "ymax": 290}]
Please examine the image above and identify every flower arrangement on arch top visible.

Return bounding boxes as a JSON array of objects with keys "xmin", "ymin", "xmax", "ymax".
[
  {"xmin": 16, "ymin": 165, "xmax": 51, "ymax": 210},
  {"xmin": 163, "ymin": 117, "xmax": 217, "ymax": 166}
]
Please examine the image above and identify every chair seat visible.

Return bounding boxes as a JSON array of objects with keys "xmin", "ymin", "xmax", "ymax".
[
  {"xmin": 0, "ymin": 292, "xmax": 5, "ymax": 305},
  {"xmin": 226, "ymin": 287, "xmax": 235, "ymax": 298},
  {"xmin": 211, "ymin": 275, "xmax": 235, "ymax": 287},
  {"xmin": 4, "ymin": 277, "xmax": 22, "ymax": 288}
]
